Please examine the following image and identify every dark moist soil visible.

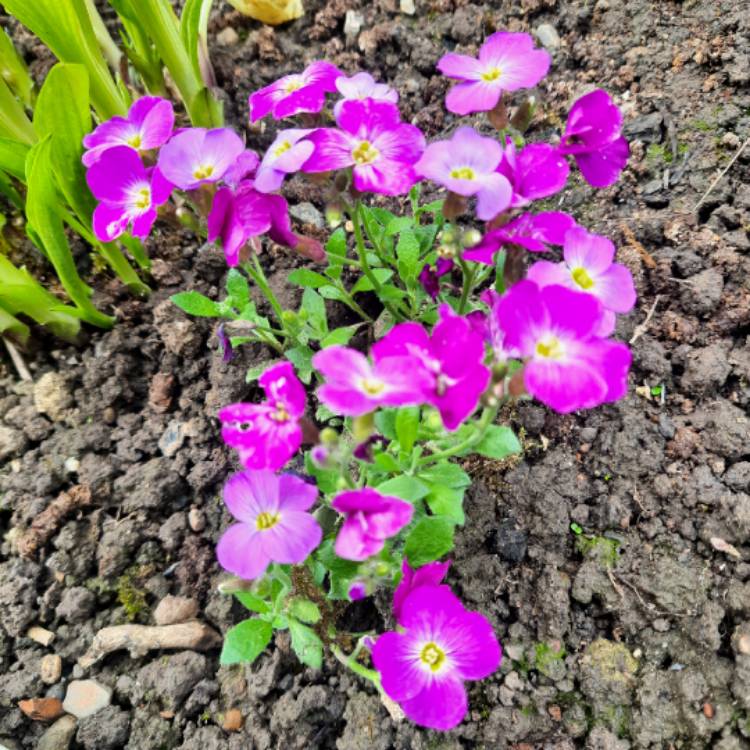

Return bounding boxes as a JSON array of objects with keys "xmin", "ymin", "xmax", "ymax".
[{"xmin": 2, "ymin": 0, "xmax": 750, "ymax": 748}]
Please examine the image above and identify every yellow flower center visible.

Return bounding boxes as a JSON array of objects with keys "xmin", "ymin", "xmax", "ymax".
[
  {"xmin": 360, "ymin": 378, "xmax": 385, "ymax": 395},
  {"xmin": 449, "ymin": 166, "xmax": 476, "ymax": 180},
  {"xmin": 269, "ymin": 403, "xmax": 290, "ymax": 422},
  {"xmin": 284, "ymin": 78, "xmax": 304, "ymax": 94},
  {"xmin": 352, "ymin": 140, "xmax": 379, "ymax": 165},
  {"xmin": 481, "ymin": 67, "xmax": 502, "ymax": 82},
  {"xmin": 571, "ymin": 267, "xmax": 595, "ymax": 290},
  {"xmin": 256, "ymin": 512, "xmax": 281, "ymax": 530},
  {"xmin": 437, "ymin": 244, "xmax": 456, "ymax": 259},
  {"xmin": 133, "ymin": 187, "xmax": 151, "ymax": 211},
  {"xmin": 127, "ymin": 133, "xmax": 143, "ymax": 149},
  {"xmin": 535, "ymin": 336, "xmax": 564, "ymax": 360},
  {"xmin": 193, "ymin": 164, "xmax": 215, "ymax": 180},
  {"xmin": 420, "ymin": 642, "xmax": 446, "ymax": 672},
  {"xmin": 274, "ymin": 140, "xmax": 292, "ymax": 157}
]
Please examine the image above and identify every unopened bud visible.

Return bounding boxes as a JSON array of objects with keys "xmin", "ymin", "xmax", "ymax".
[
  {"xmin": 326, "ymin": 203, "xmax": 344, "ymax": 227},
  {"xmin": 281, "ymin": 310, "xmax": 297, "ymax": 325},
  {"xmin": 510, "ymin": 95, "xmax": 537, "ymax": 134},
  {"xmin": 461, "ymin": 229, "xmax": 482, "ymax": 248},
  {"xmin": 319, "ymin": 427, "xmax": 339, "ymax": 445},
  {"xmin": 352, "ymin": 412, "xmax": 375, "ymax": 442}
]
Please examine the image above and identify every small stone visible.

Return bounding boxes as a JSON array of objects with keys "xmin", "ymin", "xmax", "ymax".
[
  {"xmin": 722, "ymin": 132, "xmax": 741, "ymax": 149},
  {"xmin": 18, "ymin": 697, "xmax": 64, "ymax": 721},
  {"xmin": 400, "ymin": 0, "xmax": 416, "ymax": 14},
  {"xmin": 495, "ymin": 518, "xmax": 528, "ymax": 563},
  {"xmin": 41, "ymin": 655, "xmax": 63, "ymax": 685},
  {"xmin": 0, "ymin": 425, "xmax": 27, "ymax": 462},
  {"xmin": 153, "ymin": 595, "xmax": 200, "ymax": 626},
  {"xmin": 159, "ymin": 420, "xmax": 186, "ymax": 457},
  {"xmin": 535, "ymin": 24, "xmax": 560, "ymax": 49},
  {"xmin": 37, "ymin": 715, "xmax": 77, "ymax": 750},
  {"xmin": 63, "ymin": 457, "xmax": 80, "ymax": 474},
  {"xmin": 76, "ymin": 706, "xmax": 130, "ymax": 750},
  {"xmin": 548, "ymin": 704, "xmax": 562, "ymax": 721},
  {"xmin": 188, "ymin": 508, "xmax": 206, "ymax": 532},
  {"xmin": 505, "ymin": 644, "xmax": 525, "ymax": 661},
  {"xmin": 289, "ymin": 201, "xmax": 324, "ymax": 229},
  {"xmin": 222, "ymin": 708, "xmax": 243, "ymax": 732},
  {"xmin": 56, "ymin": 587, "xmax": 96, "ymax": 623},
  {"xmin": 33, "ymin": 372, "xmax": 73, "ymax": 421},
  {"xmin": 216, "ymin": 27, "xmax": 239, "ymax": 46},
  {"xmin": 703, "ymin": 702, "xmax": 715, "ymax": 719},
  {"xmin": 149, "ymin": 373, "xmax": 175, "ymax": 413},
  {"xmin": 343, "ymin": 10, "xmax": 364, "ymax": 45},
  {"xmin": 63, "ymin": 680, "xmax": 112, "ymax": 719},
  {"xmin": 739, "ymin": 635, "xmax": 750, "ymax": 655},
  {"xmin": 27, "ymin": 626, "xmax": 55, "ymax": 646}
]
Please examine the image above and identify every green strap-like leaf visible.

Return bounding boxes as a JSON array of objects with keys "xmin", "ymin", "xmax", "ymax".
[{"xmin": 0, "ymin": 137, "xmax": 31, "ymax": 181}]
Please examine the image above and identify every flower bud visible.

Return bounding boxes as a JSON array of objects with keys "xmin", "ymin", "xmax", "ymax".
[
  {"xmin": 319, "ymin": 427, "xmax": 339, "ymax": 445},
  {"xmin": 352, "ymin": 412, "xmax": 375, "ymax": 442},
  {"xmin": 348, "ymin": 581, "xmax": 367, "ymax": 601},
  {"xmin": 281, "ymin": 310, "xmax": 297, "ymax": 325},
  {"xmin": 310, "ymin": 444, "xmax": 329, "ymax": 467},
  {"xmin": 461, "ymin": 229, "xmax": 482, "ymax": 248}
]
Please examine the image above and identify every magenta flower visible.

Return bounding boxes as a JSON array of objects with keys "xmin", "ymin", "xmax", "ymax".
[
  {"xmin": 414, "ymin": 127, "xmax": 512, "ymax": 221},
  {"xmin": 418, "ymin": 257, "xmax": 454, "ymax": 301},
  {"xmin": 312, "ymin": 345, "xmax": 430, "ymax": 416},
  {"xmin": 254, "ymin": 129, "xmax": 315, "ymax": 193},
  {"xmin": 249, "ymin": 61, "xmax": 342, "ymax": 123},
  {"xmin": 559, "ymin": 89, "xmax": 629, "ymax": 188},
  {"xmin": 527, "ymin": 227, "xmax": 636, "ymax": 336},
  {"xmin": 217, "ymin": 470, "xmax": 322, "ymax": 580},
  {"xmin": 82, "ymin": 96, "xmax": 174, "ymax": 167},
  {"xmin": 208, "ymin": 181, "xmax": 324, "ymax": 266},
  {"xmin": 157, "ymin": 127, "xmax": 245, "ymax": 190},
  {"xmin": 372, "ymin": 586, "xmax": 501, "ymax": 731},
  {"xmin": 393, "ymin": 560, "xmax": 450, "ymax": 624},
  {"xmin": 497, "ymin": 141, "xmax": 569, "ymax": 208},
  {"xmin": 348, "ymin": 581, "xmax": 368, "ymax": 601},
  {"xmin": 331, "ymin": 488, "xmax": 413, "ymax": 561},
  {"xmin": 438, "ymin": 32, "xmax": 550, "ymax": 115},
  {"xmin": 463, "ymin": 211, "xmax": 577, "ymax": 265},
  {"xmin": 302, "ymin": 100, "xmax": 426, "ymax": 196},
  {"xmin": 496, "ymin": 280, "xmax": 632, "ymax": 413},
  {"xmin": 222, "ymin": 149, "xmax": 261, "ymax": 188},
  {"xmin": 371, "ymin": 306, "xmax": 490, "ymax": 431},
  {"xmin": 86, "ymin": 146, "xmax": 173, "ymax": 242},
  {"xmin": 218, "ymin": 361, "xmax": 305, "ymax": 470},
  {"xmin": 333, "ymin": 72, "xmax": 398, "ymax": 118}
]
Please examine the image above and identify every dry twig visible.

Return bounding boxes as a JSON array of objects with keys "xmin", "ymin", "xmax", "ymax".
[
  {"xmin": 692, "ymin": 135, "xmax": 750, "ymax": 213},
  {"xmin": 629, "ymin": 295, "xmax": 662, "ymax": 345}
]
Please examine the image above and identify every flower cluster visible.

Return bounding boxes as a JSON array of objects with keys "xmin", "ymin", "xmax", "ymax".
[{"xmin": 101, "ymin": 29, "xmax": 639, "ymax": 734}]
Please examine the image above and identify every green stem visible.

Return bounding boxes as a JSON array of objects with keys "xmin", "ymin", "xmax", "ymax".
[
  {"xmin": 457, "ymin": 258, "xmax": 475, "ymax": 314},
  {"xmin": 335, "ymin": 283, "xmax": 373, "ymax": 323},
  {"xmin": 417, "ymin": 405, "xmax": 498, "ymax": 467},
  {"xmin": 244, "ymin": 256, "xmax": 284, "ymax": 324},
  {"xmin": 331, "ymin": 644, "xmax": 381, "ymax": 685}
]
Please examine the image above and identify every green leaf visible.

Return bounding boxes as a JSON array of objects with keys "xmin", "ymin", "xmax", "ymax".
[
  {"xmin": 0, "ymin": 302, "xmax": 29, "ymax": 344},
  {"xmin": 25, "ymin": 137, "xmax": 113, "ymax": 328},
  {"xmin": 286, "ymin": 345, "xmax": 314, "ymax": 384},
  {"xmin": 316, "ymin": 540, "xmax": 360, "ymax": 599},
  {"xmin": 0, "ymin": 27, "xmax": 34, "ymax": 108},
  {"xmin": 425, "ymin": 485, "xmax": 466, "ymax": 525},
  {"xmin": 0, "ymin": 137, "xmax": 30, "ymax": 180},
  {"xmin": 226, "ymin": 268, "xmax": 250, "ymax": 309},
  {"xmin": 405, "ymin": 517, "xmax": 455, "ymax": 567},
  {"xmin": 180, "ymin": 0, "xmax": 213, "ymax": 84},
  {"xmin": 379, "ymin": 284, "xmax": 407, "ymax": 302},
  {"xmin": 416, "ymin": 199, "xmax": 445, "ymax": 217},
  {"xmin": 170, "ymin": 290, "xmax": 223, "ymax": 317},
  {"xmin": 325, "ymin": 227, "xmax": 347, "ymax": 280},
  {"xmin": 351, "ymin": 268, "xmax": 393, "ymax": 294},
  {"xmin": 373, "ymin": 452, "xmax": 401, "ymax": 473},
  {"xmin": 288, "ymin": 269, "xmax": 330, "ymax": 288},
  {"xmin": 289, "ymin": 599, "xmax": 321, "ymax": 624},
  {"xmin": 419, "ymin": 462, "xmax": 471, "ymax": 489},
  {"xmin": 385, "ymin": 216, "xmax": 414, "ymax": 236},
  {"xmin": 318, "ymin": 285, "xmax": 350, "ymax": 303},
  {"xmin": 374, "ymin": 409, "xmax": 397, "ymax": 441},
  {"xmin": 220, "ymin": 618, "xmax": 273, "ymax": 665},
  {"xmin": 235, "ymin": 591, "xmax": 271, "ymax": 615},
  {"xmin": 0, "ymin": 77, "xmax": 34, "ymax": 145},
  {"xmin": 320, "ymin": 324, "xmax": 360, "ymax": 348},
  {"xmin": 301, "ymin": 288, "xmax": 327, "ymax": 334},
  {"xmin": 289, "ymin": 620, "xmax": 323, "ymax": 670},
  {"xmin": 396, "ymin": 229, "xmax": 420, "ymax": 282},
  {"xmin": 395, "ymin": 407, "xmax": 420, "ymax": 454},
  {"xmin": 377, "ymin": 475, "xmax": 429, "ymax": 503},
  {"xmin": 474, "ymin": 425, "xmax": 522, "ymax": 460}
]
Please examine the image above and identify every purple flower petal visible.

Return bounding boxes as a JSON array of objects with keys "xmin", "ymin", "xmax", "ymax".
[
  {"xmin": 216, "ymin": 523, "xmax": 269, "ymax": 580},
  {"xmin": 261, "ymin": 511, "xmax": 322, "ymax": 563},
  {"xmin": 400, "ymin": 674, "xmax": 468, "ymax": 731}
]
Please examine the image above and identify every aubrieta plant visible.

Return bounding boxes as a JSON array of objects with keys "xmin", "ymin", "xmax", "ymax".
[{"xmin": 82, "ymin": 31, "xmax": 635, "ymax": 731}]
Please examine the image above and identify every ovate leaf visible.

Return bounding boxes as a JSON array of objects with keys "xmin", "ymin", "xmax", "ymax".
[
  {"xmin": 171, "ymin": 290, "xmax": 223, "ymax": 317},
  {"xmin": 404, "ymin": 517, "xmax": 455, "ymax": 567},
  {"xmin": 220, "ymin": 618, "xmax": 273, "ymax": 665},
  {"xmin": 474, "ymin": 425, "xmax": 522, "ymax": 460},
  {"xmin": 289, "ymin": 620, "xmax": 323, "ymax": 670}
]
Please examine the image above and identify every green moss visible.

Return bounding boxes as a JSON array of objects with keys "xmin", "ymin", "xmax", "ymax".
[
  {"xmin": 116, "ymin": 565, "xmax": 151, "ymax": 621},
  {"xmin": 534, "ymin": 641, "xmax": 566, "ymax": 677},
  {"xmin": 691, "ymin": 119, "xmax": 713, "ymax": 132},
  {"xmin": 646, "ymin": 143, "xmax": 673, "ymax": 164},
  {"xmin": 576, "ymin": 535, "xmax": 621, "ymax": 568}
]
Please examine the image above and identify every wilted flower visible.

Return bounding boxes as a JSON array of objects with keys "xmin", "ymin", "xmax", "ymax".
[
  {"xmin": 302, "ymin": 100, "xmax": 425, "ymax": 195},
  {"xmin": 527, "ymin": 227, "xmax": 636, "ymax": 336},
  {"xmin": 312, "ymin": 345, "xmax": 431, "ymax": 416},
  {"xmin": 393, "ymin": 560, "xmax": 450, "ymax": 624},
  {"xmin": 217, "ymin": 470, "xmax": 322, "ymax": 580},
  {"xmin": 496, "ymin": 280, "xmax": 632, "ymax": 413},
  {"xmin": 254, "ymin": 129, "xmax": 315, "ymax": 193},
  {"xmin": 331, "ymin": 488, "xmax": 413, "ymax": 561},
  {"xmin": 372, "ymin": 306, "xmax": 490, "ymax": 431},
  {"xmin": 463, "ymin": 211, "xmax": 577, "ymax": 265},
  {"xmin": 86, "ymin": 146, "xmax": 173, "ymax": 242},
  {"xmin": 497, "ymin": 140, "xmax": 569, "ymax": 208},
  {"xmin": 249, "ymin": 61, "xmax": 342, "ymax": 122},
  {"xmin": 157, "ymin": 127, "xmax": 245, "ymax": 190},
  {"xmin": 558, "ymin": 89, "xmax": 629, "ymax": 188},
  {"xmin": 438, "ymin": 31, "xmax": 550, "ymax": 115},
  {"xmin": 218, "ymin": 361, "xmax": 306, "ymax": 470},
  {"xmin": 415, "ymin": 126, "xmax": 512, "ymax": 221},
  {"xmin": 82, "ymin": 96, "xmax": 174, "ymax": 167},
  {"xmin": 334, "ymin": 72, "xmax": 398, "ymax": 117},
  {"xmin": 372, "ymin": 586, "xmax": 502, "ymax": 730}
]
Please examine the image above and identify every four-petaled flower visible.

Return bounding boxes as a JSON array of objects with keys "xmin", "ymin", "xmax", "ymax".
[
  {"xmin": 438, "ymin": 31, "xmax": 550, "ymax": 115},
  {"xmin": 86, "ymin": 146, "xmax": 173, "ymax": 242},
  {"xmin": 372, "ymin": 306, "xmax": 490, "ymax": 431},
  {"xmin": 558, "ymin": 89, "xmax": 629, "ymax": 188},
  {"xmin": 157, "ymin": 127, "xmax": 245, "ymax": 190},
  {"xmin": 82, "ymin": 96, "xmax": 174, "ymax": 167},
  {"xmin": 302, "ymin": 100, "xmax": 425, "ymax": 195},
  {"xmin": 217, "ymin": 470, "xmax": 322, "ymax": 580},
  {"xmin": 496, "ymin": 280, "xmax": 632, "ymax": 413},
  {"xmin": 415, "ymin": 126, "xmax": 512, "ymax": 221},
  {"xmin": 254, "ymin": 129, "xmax": 315, "ymax": 193},
  {"xmin": 312, "ymin": 345, "xmax": 431, "ymax": 416},
  {"xmin": 218, "ymin": 361, "xmax": 306, "ymax": 470},
  {"xmin": 331, "ymin": 488, "xmax": 414, "ymax": 561},
  {"xmin": 249, "ymin": 61, "xmax": 342, "ymax": 122},
  {"xmin": 372, "ymin": 586, "xmax": 502, "ymax": 730},
  {"xmin": 333, "ymin": 72, "xmax": 398, "ymax": 117},
  {"xmin": 527, "ymin": 227, "xmax": 636, "ymax": 336}
]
